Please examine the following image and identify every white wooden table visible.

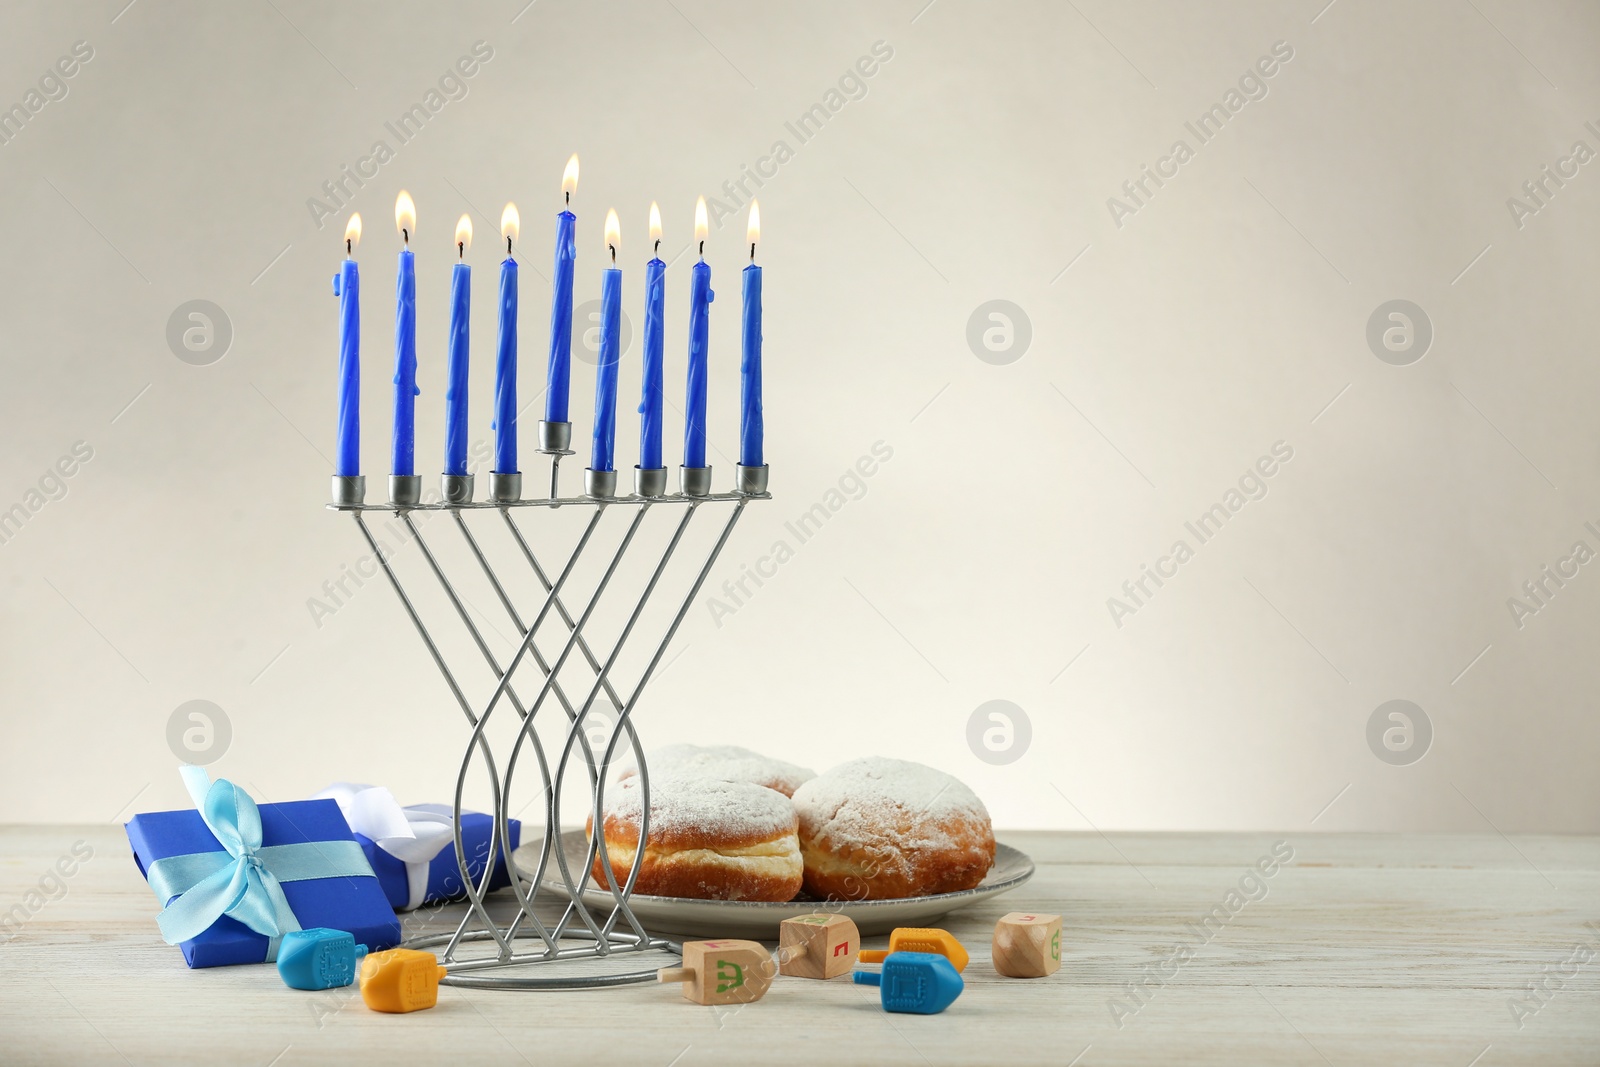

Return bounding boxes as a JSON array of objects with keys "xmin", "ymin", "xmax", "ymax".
[{"xmin": 2, "ymin": 826, "xmax": 1596, "ymax": 1065}]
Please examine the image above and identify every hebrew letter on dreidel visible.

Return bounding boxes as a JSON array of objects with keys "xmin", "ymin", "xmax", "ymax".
[
  {"xmin": 778, "ymin": 914, "xmax": 861, "ymax": 979},
  {"xmin": 658, "ymin": 940, "xmax": 772, "ymax": 1005},
  {"xmin": 992, "ymin": 912, "xmax": 1063, "ymax": 978}
]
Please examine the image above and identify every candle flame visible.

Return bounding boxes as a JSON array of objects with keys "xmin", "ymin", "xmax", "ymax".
[
  {"xmin": 562, "ymin": 154, "xmax": 580, "ymax": 199},
  {"xmin": 455, "ymin": 214, "xmax": 472, "ymax": 255},
  {"xmin": 344, "ymin": 213, "xmax": 362, "ymax": 252},
  {"xmin": 501, "ymin": 202, "xmax": 519, "ymax": 246},
  {"xmin": 649, "ymin": 201, "xmax": 662, "ymax": 247},
  {"xmin": 395, "ymin": 190, "xmax": 416, "ymax": 243},
  {"xmin": 747, "ymin": 200, "xmax": 760, "ymax": 252},
  {"xmin": 694, "ymin": 196, "xmax": 708, "ymax": 247},
  {"xmin": 604, "ymin": 208, "xmax": 620, "ymax": 258}
]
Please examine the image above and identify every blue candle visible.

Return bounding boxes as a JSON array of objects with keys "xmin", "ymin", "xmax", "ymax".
[
  {"xmin": 333, "ymin": 214, "xmax": 361, "ymax": 477},
  {"xmin": 685, "ymin": 196, "xmax": 713, "ymax": 469},
  {"xmin": 493, "ymin": 203, "xmax": 519, "ymax": 474},
  {"xmin": 444, "ymin": 214, "xmax": 472, "ymax": 477},
  {"xmin": 739, "ymin": 201, "xmax": 763, "ymax": 468},
  {"xmin": 640, "ymin": 202, "xmax": 666, "ymax": 471},
  {"xmin": 392, "ymin": 191, "xmax": 418, "ymax": 478},
  {"xmin": 592, "ymin": 209, "xmax": 622, "ymax": 473},
  {"xmin": 545, "ymin": 154, "xmax": 579, "ymax": 426}
]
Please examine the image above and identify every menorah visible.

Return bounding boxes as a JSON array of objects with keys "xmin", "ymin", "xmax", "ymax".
[{"xmin": 329, "ymin": 433, "xmax": 770, "ymax": 990}]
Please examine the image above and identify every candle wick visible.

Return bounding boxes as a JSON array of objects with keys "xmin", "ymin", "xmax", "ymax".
[
  {"xmin": 566, "ymin": 191, "xmax": 570, "ymax": 206},
  {"xmin": 750, "ymin": 243, "xmax": 756, "ymax": 261},
  {"xmin": 655, "ymin": 239, "xmax": 661, "ymax": 255},
  {"xmin": 403, "ymin": 227, "xmax": 410, "ymax": 246},
  {"xmin": 609, "ymin": 244, "xmax": 616, "ymax": 265},
  {"xmin": 346, "ymin": 238, "xmax": 352, "ymax": 256},
  {"xmin": 699, "ymin": 240, "xmax": 705, "ymax": 257},
  {"xmin": 458, "ymin": 242, "xmax": 464, "ymax": 259},
  {"xmin": 506, "ymin": 236, "xmax": 513, "ymax": 255}
]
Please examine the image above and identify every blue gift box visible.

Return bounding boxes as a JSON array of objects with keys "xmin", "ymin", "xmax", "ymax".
[
  {"xmin": 355, "ymin": 811, "xmax": 520, "ymax": 912},
  {"xmin": 126, "ymin": 789, "xmax": 401, "ymax": 969}
]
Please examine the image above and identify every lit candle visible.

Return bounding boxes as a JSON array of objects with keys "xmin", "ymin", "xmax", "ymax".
[
  {"xmin": 333, "ymin": 213, "xmax": 361, "ymax": 478},
  {"xmin": 684, "ymin": 196, "xmax": 713, "ymax": 470},
  {"xmin": 545, "ymin": 154, "xmax": 579, "ymax": 427},
  {"xmin": 392, "ymin": 191, "xmax": 418, "ymax": 478},
  {"xmin": 493, "ymin": 203, "xmax": 519, "ymax": 475},
  {"xmin": 591, "ymin": 208, "xmax": 622, "ymax": 473},
  {"xmin": 444, "ymin": 214, "xmax": 472, "ymax": 477},
  {"xmin": 739, "ymin": 201, "xmax": 763, "ymax": 469},
  {"xmin": 639, "ymin": 202, "xmax": 665, "ymax": 472}
]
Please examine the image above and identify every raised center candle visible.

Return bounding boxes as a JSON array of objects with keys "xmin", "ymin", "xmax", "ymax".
[
  {"xmin": 392, "ymin": 191, "xmax": 418, "ymax": 478},
  {"xmin": 545, "ymin": 154, "xmax": 579, "ymax": 427},
  {"xmin": 591, "ymin": 208, "xmax": 622, "ymax": 473},
  {"xmin": 639, "ymin": 201, "xmax": 665, "ymax": 472},
  {"xmin": 444, "ymin": 214, "xmax": 472, "ymax": 477},
  {"xmin": 493, "ymin": 203, "xmax": 519, "ymax": 474},
  {"xmin": 739, "ymin": 201, "xmax": 763, "ymax": 469},
  {"xmin": 684, "ymin": 196, "xmax": 713, "ymax": 470},
  {"xmin": 333, "ymin": 213, "xmax": 361, "ymax": 478}
]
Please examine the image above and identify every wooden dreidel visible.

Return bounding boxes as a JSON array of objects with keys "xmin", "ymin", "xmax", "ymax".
[
  {"xmin": 657, "ymin": 940, "xmax": 773, "ymax": 1005},
  {"xmin": 777, "ymin": 913, "xmax": 860, "ymax": 979},
  {"xmin": 992, "ymin": 911, "xmax": 1062, "ymax": 978},
  {"xmin": 358, "ymin": 948, "xmax": 448, "ymax": 1013},
  {"xmin": 858, "ymin": 928, "xmax": 969, "ymax": 973}
]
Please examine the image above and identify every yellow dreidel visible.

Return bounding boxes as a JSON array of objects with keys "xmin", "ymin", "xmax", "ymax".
[
  {"xmin": 857, "ymin": 928, "xmax": 969, "ymax": 973},
  {"xmin": 777, "ymin": 914, "xmax": 861, "ymax": 979},
  {"xmin": 358, "ymin": 948, "xmax": 449, "ymax": 1013},
  {"xmin": 993, "ymin": 912, "xmax": 1062, "ymax": 978},
  {"xmin": 658, "ymin": 939, "xmax": 773, "ymax": 1005}
]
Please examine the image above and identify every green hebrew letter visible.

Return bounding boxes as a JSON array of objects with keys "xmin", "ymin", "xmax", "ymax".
[{"xmin": 716, "ymin": 959, "xmax": 745, "ymax": 993}]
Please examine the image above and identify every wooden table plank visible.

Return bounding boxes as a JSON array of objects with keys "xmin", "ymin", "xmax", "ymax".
[{"xmin": 1, "ymin": 826, "xmax": 1595, "ymax": 1065}]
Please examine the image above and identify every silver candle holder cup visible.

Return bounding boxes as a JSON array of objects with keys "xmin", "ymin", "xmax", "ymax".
[
  {"xmin": 330, "ymin": 475, "xmax": 366, "ymax": 508},
  {"xmin": 634, "ymin": 467, "xmax": 668, "ymax": 498},
  {"xmin": 388, "ymin": 474, "xmax": 422, "ymax": 507}
]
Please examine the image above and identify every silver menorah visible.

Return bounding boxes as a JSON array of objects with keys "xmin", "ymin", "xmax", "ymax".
[{"xmin": 329, "ymin": 423, "xmax": 769, "ymax": 990}]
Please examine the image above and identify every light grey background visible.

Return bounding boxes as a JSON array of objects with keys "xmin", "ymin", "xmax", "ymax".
[{"xmin": 2, "ymin": 0, "xmax": 1596, "ymax": 832}]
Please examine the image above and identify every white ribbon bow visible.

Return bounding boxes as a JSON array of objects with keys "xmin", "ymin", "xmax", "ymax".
[{"xmin": 314, "ymin": 783, "xmax": 457, "ymax": 911}]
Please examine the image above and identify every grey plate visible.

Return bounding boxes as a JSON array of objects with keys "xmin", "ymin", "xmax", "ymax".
[{"xmin": 512, "ymin": 830, "xmax": 1034, "ymax": 937}]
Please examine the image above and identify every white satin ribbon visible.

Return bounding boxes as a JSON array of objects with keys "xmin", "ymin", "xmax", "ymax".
[{"xmin": 314, "ymin": 783, "xmax": 457, "ymax": 911}]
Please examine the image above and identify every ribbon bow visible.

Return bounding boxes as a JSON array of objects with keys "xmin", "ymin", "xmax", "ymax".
[
  {"xmin": 146, "ymin": 767, "xmax": 373, "ymax": 961},
  {"xmin": 315, "ymin": 783, "xmax": 458, "ymax": 911}
]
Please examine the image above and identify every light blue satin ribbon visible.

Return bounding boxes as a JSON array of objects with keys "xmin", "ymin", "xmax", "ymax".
[{"xmin": 145, "ymin": 766, "xmax": 375, "ymax": 962}]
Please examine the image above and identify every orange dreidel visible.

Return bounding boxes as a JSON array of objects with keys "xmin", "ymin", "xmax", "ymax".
[
  {"xmin": 358, "ymin": 948, "xmax": 449, "ymax": 1013},
  {"xmin": 857, "ymin": 928, "xmax": 969, "ymax": 973},
  {"xmin": 657, "ymin": 939, "xmax": 773, "ymax": 1005},
  {"xmin": 993, "ymin": 912, "xmax": 1062, "ymax": 978},
  {"xmin": 777, "ymin": 913, "xmax": 860, "ymax": 979}
]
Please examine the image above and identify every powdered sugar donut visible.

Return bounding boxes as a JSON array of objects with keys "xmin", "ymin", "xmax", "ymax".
[
  {"xmin": 614, "ymin": 743, "xmax": 815, "ymax": 797},
  {"xmin": 792, "ymin": 758, "xmax": 995, "ymax": 900},
  {"xmin": 590, "ymin": 773, "xmax": 803, "ymax": 901}
]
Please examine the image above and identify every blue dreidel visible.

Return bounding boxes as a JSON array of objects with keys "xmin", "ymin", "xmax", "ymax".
[
  {"xmin": 852, "ymin": 951, "xmax": 964, "ymax": 1014},
  {"xmin": 277, "ymin": 928, "xmax": 369, "ymax": 990}
]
